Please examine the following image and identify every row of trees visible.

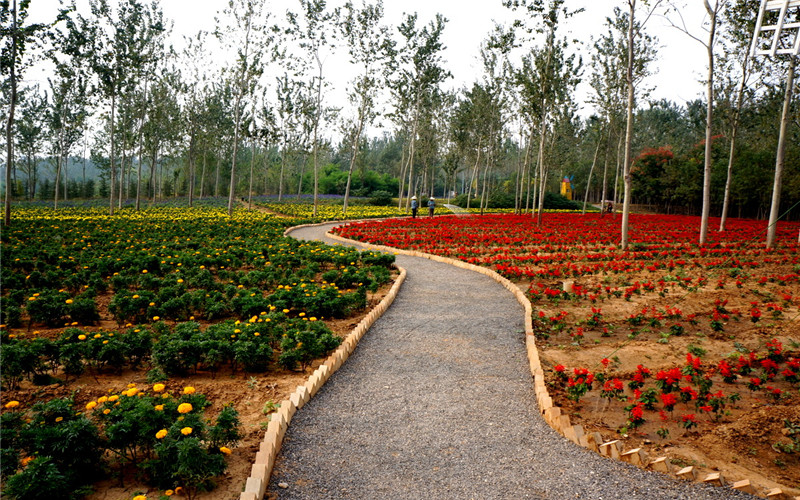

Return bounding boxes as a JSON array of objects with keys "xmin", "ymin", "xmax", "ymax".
[{"xmin": 2, "ymin": 0, "xmax": 798, "ymax": 246}]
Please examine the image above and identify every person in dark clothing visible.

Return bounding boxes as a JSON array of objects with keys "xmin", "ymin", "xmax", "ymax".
[
  {"xmin": 411, "ymin": 196, "xmax": 418, "ymax": 218},
  {"xmin": 428, "ymin": 197, "xmax": 435, "ymax": 217}
]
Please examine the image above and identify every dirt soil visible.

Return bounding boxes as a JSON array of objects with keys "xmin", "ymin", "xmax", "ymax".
[
  {"xmin": 1, "ymin": 284, "xmax": 394, "ymax": 500},
  {"xmin": 532, "ymin": 259, "xmax": 800, "ymax": 496}
]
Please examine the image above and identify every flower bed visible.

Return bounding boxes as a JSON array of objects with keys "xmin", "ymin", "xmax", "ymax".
[
  {"xmin": 0, "ymin": 207, "xmax": 397, "ymax": 499},
  {"xmin": 333, "ymin": 213, "xmax": 800, "ymax": 495}
]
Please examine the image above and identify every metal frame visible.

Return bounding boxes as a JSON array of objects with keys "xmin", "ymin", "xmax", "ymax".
[{"xmin": 751, "ymin": 0, "xmax": 800, "ymax": 56}]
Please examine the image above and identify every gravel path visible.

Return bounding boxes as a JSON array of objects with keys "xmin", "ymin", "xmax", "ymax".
[{"xmin": 267, "ymin": 222, "xmax": 750, "ymax": 500}]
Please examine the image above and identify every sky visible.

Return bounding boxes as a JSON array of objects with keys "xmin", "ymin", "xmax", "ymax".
[{"xmin": 24, "ymin": 0, "xmax": 716, "ymax": 122}]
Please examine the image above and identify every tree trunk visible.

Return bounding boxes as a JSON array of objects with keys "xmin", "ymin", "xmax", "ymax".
[
  {"xmin": 199, "ymin": 150, "xmax": 207, "ymax": 199},
  {"xmin": 54, "ymin": 151, "xmax": 63, "ymax": 209},
  {"xmin": 248, "ymin": 136, "xmax": 256, "ymax": 210},
  {"xmin": 583, "ymin": 133, "xmax": 603, "ymax": 215},
  {"xmin": 109, "ymin": 92, "xmax": 116, "ymax": 216},
  {"xmin": 4, "ymin": 0, "xmax": 18, "ymax": 225},
  {"xmin": 765, "ymin": 56, "xmax": 796, "ymax": 249},
  {"xmin": 699, "ymin": 0, "xmax": 718, "ymax": 245},
  {"xmin": 136, "ymin": 76, "xmax": 148, "ymax": 211},
  {"xmin": 278, "ymin": 134, "xmax": 287, "ymax": 202},
  {"xmin": 720, "ymin": 50, "xmax": 750, "ymax": 231},
  {"xmin": 621, "ymin": 1, "xmax": 637, "ymax": 249}
]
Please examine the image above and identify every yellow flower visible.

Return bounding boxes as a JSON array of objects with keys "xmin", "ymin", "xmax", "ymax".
[
  {"xmin": 152, "ymin": 383, "xmax": 165, "ymax": 392},
  {"xmin": 78, "ymin": 334, "xmax": 87, "ymax": 340},
  {"xmin": 94, "ymin": 333, "xmax": 102, "ymax": 338},
  {"xmin": 108, "ymin": 395, "xmax": 119, "ymax": 402},
  {"xmin": 283, "ymin": 309, "xmax": 289, "ymax": 313},
  {"xmin": 103, "ymin": 409, "xmax": 111, "ymax": 415},
  {"xmin": 164, "ymin": 490, "xmax": 174, "ymax": 497},
  {"xmin": 133, "ymin": 496, "xmax": 146, "ymax": 500},
  {"xmin": 98, "ymin": 396, "xmax": 108, "ymax": 403},
  {"xmin": 65, "ymin": 299, "xmax": 73, "ymax": 304},
  {"xmin": 183, "ymin": 386, "xmax": 195, "ymax": 395},
  {"xmin": 55, "ymin": 417, "xmax": 63, "ymax": 422},
  {"xmin": 174, "ymin": 487, "xmax": 184, "ymax": 495},
  {"xmin": 219, "ymin": 446, "xmax": 232, "ymax": 455},
  {"xmin": 21, "ymin": 456, "xmax": 34, "ymax": 467},
  {"xmin": 154, "ymin": 404, "xmax": 164, "ymax": 411},
  {"xmin": 156, "ymin": 429, "xmax": 168, "ymax": 439},
  {"xmin": 4, "ymin": 401, "xmax": 20, "ymax": 409},
  {"xmin": 177, "ymin": 403, "xmax": 193, "ymax": 414},
  {"xmin": 132, "ymin": 294, "xmax": 139, "ymax": 299},
  {"xmin": 141, "ymin": 269, "xmax": 148, "ymax": 274},
  {"xmin": 85, "ymin": 401, "xmax": 97, "ymax": 410},
  {"xmin": 125, "ymin": 388, "xmax": 138, "ymax": 397},
  {"xmin": 152, "ymin": 316, "xmax": 160, "ymax": 321},
  {"xmin": 180, "ymin": 427, "xmax": 192, "ymax": 435},
  {"xmin": 127, "ymin": 383, "xmax": 136, "ymax": 388}
]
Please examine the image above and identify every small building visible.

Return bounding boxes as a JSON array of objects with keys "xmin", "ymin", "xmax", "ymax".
[{"xmin": 560, "ymin": 176, "xmax": 573, "ymax": 200}]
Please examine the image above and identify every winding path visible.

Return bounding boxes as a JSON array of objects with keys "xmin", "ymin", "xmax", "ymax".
[{"xmin": 267, "ymin": 221, "xmax": 746, "ymax": 500}]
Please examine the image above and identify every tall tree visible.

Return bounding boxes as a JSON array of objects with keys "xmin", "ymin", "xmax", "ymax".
[
  {"xmin": 388, "ymin": 12, "xmax": 450, "ymax": 212},
  {"xmin": 15, "ymin": 85, "xmax": 47, "ymax": 200},
  {"xmin": 717, "ymin": 0, "xmax": 758, "ymax": 231},
  {"xmin": 664, "ymin": 0, "xmax": 725, "ymax": 244},
  {"xmin": 620, "ymin": 0, "xmax": 662, "ymax": 249},
  {"xmin": 287, "ymin": 0, "xmax": 338, "ymax": 217},
  {"xmin": 339, "ymin": 0, "xmax": 392, "ymax": 216},
  {"xmin": 507, "ymin": 0, "xmax": 582, "ymax": 224},
  {"xmin": 2, "ymin": 0, "xmax": 47, "ymax": 223},
  {"xmin": 215, "ymin": 0, "xmax": 270, "ymax": 216}
]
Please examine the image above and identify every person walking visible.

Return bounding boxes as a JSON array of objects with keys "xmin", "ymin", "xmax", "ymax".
[
  {"xmin": 411, "ymin": 196, "xmax": 418, "ymax": 218},
  {"xmin": 428, "ymin": 197, "xmax": 435, "ymax": 217}
]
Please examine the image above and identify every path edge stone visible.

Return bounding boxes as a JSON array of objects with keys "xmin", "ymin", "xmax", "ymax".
[{"xmin": 239, "ymin": 222, "xmax": 407, "ymax": 500}]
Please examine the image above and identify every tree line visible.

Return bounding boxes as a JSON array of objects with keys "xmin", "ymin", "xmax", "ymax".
[{"xmin": 2, "ymin": 0, "xmax": 798, "ymax": 247}]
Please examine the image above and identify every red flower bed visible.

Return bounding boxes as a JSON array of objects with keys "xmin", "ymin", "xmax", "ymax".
[{"xmin": 333, "ymin": 213, "xmax": 800, "ymax": 493}]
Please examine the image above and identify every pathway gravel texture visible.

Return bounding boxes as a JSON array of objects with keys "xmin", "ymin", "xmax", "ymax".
[{"xmin": 267, "ymin": 222, "xmax": 751, "ymax": 500}]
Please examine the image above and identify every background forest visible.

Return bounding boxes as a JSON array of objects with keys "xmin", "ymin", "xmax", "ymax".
[{"xmin": 2, "ymin": 0, "xmax": 799, "ymax": 221}]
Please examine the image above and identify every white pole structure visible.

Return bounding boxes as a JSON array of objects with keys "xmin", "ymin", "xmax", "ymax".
[{"xmin": 750, "ymin": 0, "xmax": 800, "ymax": 249}]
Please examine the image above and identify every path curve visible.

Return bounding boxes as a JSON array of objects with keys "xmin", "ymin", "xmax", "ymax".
[{"xmin": 267, "ymin": 221, "xmax": 747, "ymax": 500}]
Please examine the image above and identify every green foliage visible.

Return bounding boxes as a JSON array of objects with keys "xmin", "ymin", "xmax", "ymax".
[{"xmin": 278, "ymin": 321, "xmax": 341, "ymax": 371}]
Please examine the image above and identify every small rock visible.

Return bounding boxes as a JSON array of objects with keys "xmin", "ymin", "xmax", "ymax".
[{"xmin": 278, "ymin": 482, "xmax": 289, "ymax": 489}]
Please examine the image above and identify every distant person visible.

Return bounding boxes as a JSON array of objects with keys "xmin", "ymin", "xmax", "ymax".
[
  {"xmin": 428, "ymin": 197, "xmax": 435, "ymax": 217},
  {"xmin": 411, "ymin": 196, "xmax": 418, "ymax": 218}
]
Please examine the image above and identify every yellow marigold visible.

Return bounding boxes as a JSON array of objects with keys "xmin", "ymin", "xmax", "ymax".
[
  {"xmin": 78, "ymin": 334, "xmax": 87, "ymax": 340},
  {"xmin": 282, "ymin": 309, "xmax": 290, "ymax": 313},
  {"xmin": 182, "ymin": 386, "xmax": 195, "ymax": 395},
  {"xmin": 180, "ymin": 427, "xmax": 192, "ymax": 436},
  {"xmin": 153, "ymin": 383, "xmax": 165, "ymax": 392},
  {"xmin": 127, "ymin": 383, "xmax": 136, "ymax": 388},
  {"xmin": 103, "ymin": 409, "xmax": 111, "ymax": 415},
  {"xmin": 219, "ymin": 446, "xmax": 232, "ymax": 455},
  {"xmin": 133, "ymin": 495, "xmax": 146, "ymax": 500},
  {"xmin": 164, "ymin": 490, "xmax": 174, "ymax": 497},
  {"xmin": 55, "ymin": 417, "xmax": 63, "ymax": 422},
  {"xmin": 156, "ymin": 429, "xmax": 168, "ymax": 439},
  {"xmin": 21, "ymin": 456, "xmax": 34, "ymax": 467},
  {"xmin": 4, "ymin": 401, "xmax": 20, "ymax": 409},
  {"xmin": 154, "ymin": 404, "xmax": 164, "ymax": 411},
  {"xmin": 108, "ymin": 395, "xmax": 119, "ymax": 402},
  {"xmin": 97, "ymin": 396, "xmax": 108, "ymax": 403},
  {"xmin": 65, "ymin": 299, "xmax": 73, "ymax": 304},
  {"xmin": 177, "ymin": 403, "xmax": 192, "ymax": 414},
  {"xmin": 132, "ymin": 294, "xmax": 139, "ymax": 299},
  {"xmin": 152, "ymin": 316, "xmax": 160, "ymax": 321},
  {"xmin": 141, "ymin": 269, "xmax": 148, "ymax": 274},
  {"xmin": 174, "ymin": 487, "xmax": 184, "ymax": 495},
  {"xmin": 85, "ymin": 401, "xmax": 97, "ymax": 410},
  {"xmin": 94, "ymin": 333, "xmax": 102, "ymax": 338},
  {"xmin": 126, "ymin": 388, "xmax": 139, "ymax": 397}
]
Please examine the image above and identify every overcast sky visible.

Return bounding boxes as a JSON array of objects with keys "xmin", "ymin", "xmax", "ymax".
[{"xmin": 25, "ymin": 0, "xmax": 716, "ymax": 121}]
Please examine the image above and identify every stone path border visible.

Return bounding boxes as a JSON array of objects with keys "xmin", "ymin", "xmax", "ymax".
[{"xmin": 236, "ymin": 219, "xmax": 788, "ymax": 500}]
